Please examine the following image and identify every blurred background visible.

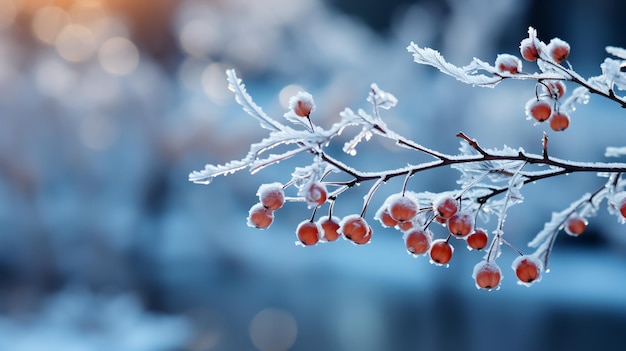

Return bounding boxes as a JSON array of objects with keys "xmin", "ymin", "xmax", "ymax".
[{"xmin": 1, "ymin": 0, "xmax": 626, "ymax": 350}]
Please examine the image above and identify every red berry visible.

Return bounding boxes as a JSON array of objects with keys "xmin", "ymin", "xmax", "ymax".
[
  {"xmin": 289, "ymin": 92, "xmax": 315, "ymax": 117},
  {"xmin": 296, "ymin": 220, "xmax": 321, "ymax": 246},
  {"xmin": 520, "ymin": 37, "xmax": 539, "ymax": 62},
  {"xmin": 304, "ymin": 181, "xmax": 327, "ymax": 207},
  {"xmin": 247, "ymin": 203, "xmax": 274, "ymax": 229},
  {"xmin": 429, "ymin": 239, "xmax": 453, "ymax": 265},
  {"xmin": 473, "ymin": 261, "xmax": 502, "ymax": 290},
  {"xmin": 352, "ymin": 225, "xmax": 373, "ymax": 245},
  {"xmin": 512, "ymin": 256, "xmax": 542, "ymax": 285},
  {"xmin": 447, "ymin": 212, "xmax": 474, "ymax": 238},
  {"xmin": 432, "ymin": 195, "xmax": 458, "ymax": 219},
  {"xmin": 340, "ymin": 215, "xmax": 369, "ymax": 242},
  {"xmin": 619, "ymin": 196, "xmax": 626, "ymax": 219},
  {"xmin": 257, "ymin": 182, "xmax": 285, "ymax": 211},
  {"xmin": 547, "ymin": 38, "xmax": 570, "ymax": 64},
  {"xmin": 404, "ymin": 229, "xmax": 432, "ymax": 255},
  {"xmin": 543, "ymin": 80, "xmax": 566, "ymax": 99},
  {"xmin": 564, "ymin": 214, "xmax": 587, "ymax": 236},
  {"xmin": 375, "ymin": 206, "xmax": 399, "ymax": 228},
  {"xmin": 526, "ymin": 99, "xmax": 552, "ymax": 122},
  {"xmin": 466, "ymin": 228, "xmax": 488, "ymax": 251},
  {"xmin": 387, "ymin": 194, "xmax": 418, "ymax": 222},
  {"xmin": 398, "ymin": 220, "xmax": 414, "ymax": 231},
  {"xmin": 495, "ymin": 54, "xmax": 522, "ymax": 74},
  {"xmin": 317, "ymin": 215, "xmax": 341, "ymax": 242},
  {"xmin": 549, "ymin": 112, "xmax": 570, "ymax": 131}
]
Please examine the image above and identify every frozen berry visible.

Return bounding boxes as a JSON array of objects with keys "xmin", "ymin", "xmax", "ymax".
[
  {"xmin": 447, "ymin": 212, "xmax": 474, "ymax": 238},
  {"xmin": 352, "ymin": 225, "xmax": 373, "ymax": 245},
  {"xmin": 547, "ymin": 38, "xmax": 570, "ymax": 64},
  {"xmin": 564, "ymin": 214, "xmax": 587, "ymax": 236},
  {"xmin": 526, "ymin": 99, "xmax": 552, "ymax": 123},
  {"xmin": 512, "ymin": 255, "xmax": 542, "ymax": 285},
  {"xmin": 613, "ymin": 192, "xmax": 626, "ymax": 219},
  {"xmin": 388, "ymin": 194, "xmax": 418, "ymax": 222},
  {"xmin": 549, "ymin": 111, "xmax": 569, "ymax": 131},
  {"xmin": 473, "ymin": 260, "xmax": 502, "ymax": 290},
  {"xmin": 432, "ymin": 195, "xmax": 458, "ymax": 219},
  {"xmin": 466, "ymin": 228, "xmax": 488, "ymax": 251},
  {"xmin": 404, "ymin": 229, "xmax": 432, "ymax": 255},
  {"xmin": 495, "ymin": 54, "xmax": 522, "ymax": 74},
  {"xmin": 296, "ymin": 220, "xmax": 321, "ymax": 246},
  {"xmin": 620, "ymin": 198, "xmax": 626, "ymax": 219},
  {"xmin": 340, "ymin": 215, "xmax": 369, "ymax": 242},
  {"xmin": 543, "ymin": 80, "xmax": 566, "ymax": 99},
  {"xmin": 317, "ymin": 215, "xmax": 341, "ymax": 242},
  {"xmin": 247, "ymin": 203, "xmax": 274, "ymax": 229},
  {"xmin": 520, "ymin": 37, "xmax": 540, "ymax": 62},
  {"xmin": 289, "ymin": 91, "xmax": 315, "ymax": 117},
  {"xmin": 257, "ymin": 182, "xmax": 285, "ymax": 211},
  {"xmin": 375, "ymin": 206, "xmax": 399, "ymax": 228},
  {"xmin": 398, "ymin": 220, "xmax": 414, "ymax": 231},
  {"xmin": 304, "ymin": 181, "xmax": 327, "ymax": 207},
  {"xmin": 429, "ymin": 239, "xmax": 453, "ymax": 265}
]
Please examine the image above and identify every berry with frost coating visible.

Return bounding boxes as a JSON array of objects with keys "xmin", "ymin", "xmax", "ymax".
[
  {"xmin": 495, "ymin": 54, "xmax": 522, "ymax": 74},
  {"xmin": 429, "ymin": 239, "xmax": 453, "ymax": 265},
  {"xmin": 547, "ymin": 38, "xmax": 570, "ymax": 64},
  {"xmin": 403, "ymin": 229, "xmax": 432, "ymax": 255},
  {"xmin": 340, "ymin": 215, "xmax": 369, "ymax": 242},
  {"xmin": 526, "ymin": 99, "xmax": 552, "ymax": 122},
  {"xmin": 289, "ymin": 91, "xmax": 315, "ymax": 117},
  {"xmin": 473, "ymin": 260, "xmax": 502, "ymax": 290},
  {"xmin": 519, "ymin": 37, "xmax": 539, "ymax": 62},
  {"xmin": 512, "ymin": 255, "xmax": 542, "ymax": 285},
  {"xmin": 317, "ymin": 215, "xmax": 341, "ymax": 242},
  {"xmin": 304, "ymin": 181, "xmax": 327, "ymax": 207},
  {"xmin": 549, "ymin": 111, "xmax": 570, "ymax": 131},
  {"xmin": 432, "ymin": 195, "xmax": 458, "ymax": 219},
  {"xmin": 247, "ymin": 203, "xmax": 274, "ymax": 229},
  {"xmin": 257, "ymin": 182, "xmax": 285, "ymax": 210},
  {"xmin": 466, "ymin": 228, "xmax": 488, "ymax": 251},
  {"xmin": 447, "ymin": 212, "xmax": 474, "ymax": 238},
  {"xmin": 296, "ymin": 220, "xmax": 321, "ymax": 246},
  {"xmin": 564, "ymin": 214, "xmax": 587, "ymax": 236},
  {"xmin": 387, "ymin": 194, "xmax": 418, "ymax": 222}
]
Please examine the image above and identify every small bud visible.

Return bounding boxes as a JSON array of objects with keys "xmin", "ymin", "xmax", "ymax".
[
  {"xmin": 547, "ymin": 38, "xmax": 570, "ymax": 64},
  {"xmin": 288, "ymin": 91, "xmax": 315, "ymax": 117},
  {"xmin": 520, "ymin": 37, "xmax": 540, "ymax": 62},
  {"xmin": 495, "ymin": 54, "xmax": 522, "ymax": 74}
]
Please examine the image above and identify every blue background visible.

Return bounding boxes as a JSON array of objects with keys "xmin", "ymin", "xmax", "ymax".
[{"xmin": 0, "ymin": 0, "xmax": 625, "ymax": 350}]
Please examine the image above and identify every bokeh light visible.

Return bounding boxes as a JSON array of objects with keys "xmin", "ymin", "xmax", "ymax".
[
  {"xmin": 55, "ymin": 23, "xmax": 97, "ymax": 62},
  {"xmin": 249, "ymin": 308, "xmax": 298, "ymax": 351},
  {"xmin": 1, "ymin": 0, "xmax": 626, "ymax": 350},
  {"xmin": 98, "ymin": 37, "xmax": 139, "ymax": 76},
  {"xmin": 32, "ymin": 6, "xmax": 71, "ymax": 44},
  {"xmin": 0, "ymin": 0, "xmax": 18, "ymax": 29}
]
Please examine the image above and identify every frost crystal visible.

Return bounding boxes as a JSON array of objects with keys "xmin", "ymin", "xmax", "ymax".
[
  {"xmin": 600, "ymin": 58, "xmax": 626, "ymax": 91},
  {"xmin": 367, "ymin": 83, "xmax": 398, "ymax": 110}
]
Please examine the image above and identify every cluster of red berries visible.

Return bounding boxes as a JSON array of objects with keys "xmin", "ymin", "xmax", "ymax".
[
  {"xmin": 522, "ymin": 37, "xmax": 571, "ymax": 131},
  {"xmin": 376, "ymin": 193, "xmax": 488, "ymax": 263},
  {"xmin": 247, "ymin": 182, "xmax": 286, "ymax": 230},
  {"xmin": 373, "ymin": 191, "xmax": 553, "ymax": 290},
  {"xmin": 248, "ymin": 182, "xmax": 565, "ymax": 290},
  {"xmin": 241, "ymin": 71, "xmax": 626, "ymax": 291},
  {"xmin": 525, "ymin": 80, "xmax": 570, "ymax": 132},
  {"xmin": 249, "ymin": 180, "xmax": 376, "ymax": 246},
  {"xmin": 494, "ymin": 33, "xmax": 573, "ymax": 132}
]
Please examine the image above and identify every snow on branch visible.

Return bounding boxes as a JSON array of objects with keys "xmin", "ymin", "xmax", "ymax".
[{"xmin": 191, "ymin": 27, "xmax": 626, "ymax": 289}]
